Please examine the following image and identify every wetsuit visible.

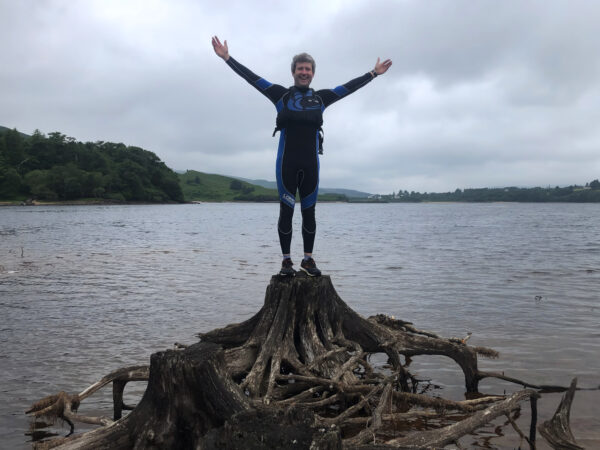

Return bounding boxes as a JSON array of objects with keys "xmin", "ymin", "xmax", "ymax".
[{"xmin": 225, "ymin": 56, "xmax": 375, "ymax": 255}]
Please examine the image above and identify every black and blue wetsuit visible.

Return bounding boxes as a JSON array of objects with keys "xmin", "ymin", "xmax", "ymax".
[{"xmin": 225, "ymin": 56, "xmax": 375, "ymax": 255}]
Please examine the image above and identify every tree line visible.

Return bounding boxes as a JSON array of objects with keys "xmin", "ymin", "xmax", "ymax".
[
  {"xmin": 0, "ymin": 127, "xmax": 183, "ymax": 203},
  {"xmin": 387, "ymin": 183, "xmax": 600, "ymax": 202}
]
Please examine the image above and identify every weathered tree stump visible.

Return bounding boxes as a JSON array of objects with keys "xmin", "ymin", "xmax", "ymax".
[
  {"xmin": 27, "ymin": 274, "xmax": 587, "ymax": 449},
  {"xmin": 199, "ymin": 274, "xmax": 484, "ymax": 397}
]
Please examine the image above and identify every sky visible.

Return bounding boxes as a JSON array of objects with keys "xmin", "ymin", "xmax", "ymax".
[{"xmin": 2, "ymin": 0, "xmax": 600, "ymax": 194}]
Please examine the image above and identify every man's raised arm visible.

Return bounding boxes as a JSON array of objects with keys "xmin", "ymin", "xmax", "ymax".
[
  {"xmin": 318, "ymin": 56, "xmax": 393, "ymax": 108},
  {"xmin": 211, "ymin": 35, "xmax": 285, "ymax": 104}
]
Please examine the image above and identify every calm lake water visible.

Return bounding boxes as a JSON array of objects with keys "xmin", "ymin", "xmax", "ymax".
[{"xmin": 1, "ymin": 202, "xmax": 599, "ymax": 448}]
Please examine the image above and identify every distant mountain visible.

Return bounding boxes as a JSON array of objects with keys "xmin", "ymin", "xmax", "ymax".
[
  {"xmin": 233, "ymin": 177, "xmax": 276, "ymax": 190},
  {"xmin": 318, "ymin": 187, "xmax": 372, "ymax": 198},
  {"xmin": 0, "ymin": 125, "xmax": 30, "ymax": 139},
  {"xmin": 233, "ymin": 176, "xmax": 372, "ymax": 198}
]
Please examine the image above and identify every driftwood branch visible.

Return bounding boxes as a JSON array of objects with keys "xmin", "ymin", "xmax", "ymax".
[
  {"xmin": 26, "ymin": 365, "xmax": 149, "ymax": 435},
  {"xmin": 478, "ymin": 370, "xmax": 576, "ymax": 392},
  {"xmin": 384, "ymin": 389, "xmax": 539, "ymax": 449}
]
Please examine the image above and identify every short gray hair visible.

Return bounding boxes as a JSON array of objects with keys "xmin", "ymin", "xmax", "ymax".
[{"xmin": 291, "ymin": 53, "xmax": 315, "ymax": 73}]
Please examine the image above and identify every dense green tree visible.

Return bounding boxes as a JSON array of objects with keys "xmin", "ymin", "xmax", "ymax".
[
  {"xmin": 51, "ymin": 164, "xmax": 88, "ymax": 199},
  {"xmin": 82, "ymin": 171, "xmax": 105, "ymax": 198},
  {"xmin": 230, "ymin": 179, "xmax": 243, "ymax": 190},
  {"xmin": 0, "ymin": 127, "xmax": 183, "ymax": 202},
  {"xmin": 24, "ymin": 169, "xmax": 58, "ymax": 200},
  {"xmin": 0, "ymin": 140, "xmax": 8, "ymax": 186},
  {"xmin": 159, "ymin": 173, "xmax": 185, "ymax": 202},
  {"xmin": 3, "ymin": 128, "xmax": 26, "ymax": 168},
  {"xmin": 117, "ymin": 160, "xmax": 147, "ymax": 200},
  {"xmin": 1, "ymin": 167, "xmax": 24, "ymax": 196},
  {"xmin": 0, "ymin": 135, "xmax": 7, "ymax": 163}
]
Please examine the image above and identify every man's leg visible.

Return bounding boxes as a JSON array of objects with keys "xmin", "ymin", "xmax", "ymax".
[
  {"xmin": 278, "ymin": 201, "xmax": 296, "ymax": 276},
  {"xmin": 300, "ymin": 204, "xmax": 316, "ymax": 255},
  {"xmin": 278, "ymin": 202, "xmax": 294, "ymax": 256},
  {"xmin": 276, "ymin": 151, "xmax": 298, "ymax": 275},
  {"xmin": 298, "ymin": 165, "xmax": 321, "ymax": 276}
]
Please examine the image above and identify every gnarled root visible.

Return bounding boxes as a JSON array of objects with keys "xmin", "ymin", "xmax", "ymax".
[
  {"xmin": 26, "ymin": 365, "xmax": 148, "ymax": 439},
  {"xmin": 539, "ymin": 378, "xmax": 584, "ymax": 450},
  {"xmin": 384, "ymin": 389, "xmax": 539, "ymax": 449}
]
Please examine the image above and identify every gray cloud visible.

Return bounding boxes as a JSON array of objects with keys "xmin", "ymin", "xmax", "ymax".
[{"xmin": 2, "ymin": 0, "xmax": 599, "ymax": 194}]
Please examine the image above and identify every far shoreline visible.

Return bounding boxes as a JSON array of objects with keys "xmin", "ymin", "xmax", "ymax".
[
  {"xmin": 2, "ymin": 199, "xmax": 598, "ymax": 207},
  {"xmin": 0, "ymin": 199, "xmax": 181, "ymax": 207}
]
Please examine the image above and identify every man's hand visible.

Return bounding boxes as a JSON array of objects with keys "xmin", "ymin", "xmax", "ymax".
[
  {"xmin": 374, "ymin": 57, "xmax": 392, "ymax": 75},
  {"xmin": 212, "ymin": 36, "xmax": 229, "ymax": 61}
]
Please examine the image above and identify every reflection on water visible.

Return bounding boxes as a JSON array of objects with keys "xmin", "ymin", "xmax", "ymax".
[{"xmin": 1, "ymin": 203, "xmax": 599, "ymax": 448}]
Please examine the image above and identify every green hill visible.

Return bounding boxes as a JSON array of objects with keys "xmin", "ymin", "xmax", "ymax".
[
  {"xmin": 179, "ymin": 170, "xmax": 279, "ymax": 202},
  {"xmin": 233, "ymin": 176, "xmax": 371, "ymax": 198},
  {"xmin": 179, "ymin": 171, "xmax": 349, "ymax": 202}
]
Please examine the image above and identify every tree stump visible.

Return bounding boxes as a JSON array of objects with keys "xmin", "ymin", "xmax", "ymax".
[
  {"xmin": 199, "ymin": 274, "xmax": 483, "ymax": 398},
  {"xmin": 27, "ymin": 274, "xmax": 585, "ymax": 449}
]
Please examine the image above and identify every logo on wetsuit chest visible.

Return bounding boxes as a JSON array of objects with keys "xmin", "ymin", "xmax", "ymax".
[
  {"xmin": 275, "ymin": 88, "xmax": 324, "ymax": 133},
  {"xmin": 287, "ymin": 91, "xmax": 322, "ymax": 112}
]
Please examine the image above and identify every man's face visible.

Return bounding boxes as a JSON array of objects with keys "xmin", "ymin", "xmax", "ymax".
[{"xmin": 293, "ymin": 62, "xmax": 314, "ymax": 88}]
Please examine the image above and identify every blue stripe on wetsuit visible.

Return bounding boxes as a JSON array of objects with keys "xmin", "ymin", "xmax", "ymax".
[
  {"xmin": 256, "ymin": 78, "xmax": 272, "ymax": 90},
  {"xmin": 274, "ymin": 98, "xmax": 294, "ymax": 207},
  {"xmin": 333, "ymin": 85, "xmax": 349, "ymax": 97},
  {"xmin": 275, "ymin": 98, "xmax": 284, "ymax": 113}
]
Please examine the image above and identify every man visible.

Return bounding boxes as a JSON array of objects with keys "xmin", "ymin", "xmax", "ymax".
[{"xmin": 212, "ymin": 36, "xmax": 392, "ymax": 277}]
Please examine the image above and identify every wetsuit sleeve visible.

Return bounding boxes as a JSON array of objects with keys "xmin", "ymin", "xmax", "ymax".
[
  {"xmin": 225, "ymin": 56, "xmax": 288, "ymax": 105},
  {"xmin": 317, "ymin": 72, "xmax": 375, "ymax": 109}
]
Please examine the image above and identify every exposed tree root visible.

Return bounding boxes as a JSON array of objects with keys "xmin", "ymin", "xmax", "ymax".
[
  {"xmin": 26, "ymin": 365, "xmax": 149, "ymax": 439},
  {"xmin": 27, "ymin": 274, "xmax": 590, "ymax": 449},
  {"xmin": 381, "ymin": 390, "xmax": 539, "ymax": 449},
  {"xmin": 539, "ymin": 378, "xmax": 584, "ymax": 450}
]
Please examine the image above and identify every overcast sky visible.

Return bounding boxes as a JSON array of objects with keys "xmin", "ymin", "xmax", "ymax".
[{"xmin": 2, "ymin": 0, "xmax": 600, "ymax": 194}]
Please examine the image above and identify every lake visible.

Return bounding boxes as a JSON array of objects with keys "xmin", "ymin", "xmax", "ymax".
[{"xmin": 1, "ymin": 202, "xmax": 599, "ymax": 448}]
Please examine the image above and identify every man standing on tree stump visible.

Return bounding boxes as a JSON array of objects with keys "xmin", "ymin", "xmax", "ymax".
[{"xmin": 212, "ymin": 36, "xmax": 392, "ymax": 277}]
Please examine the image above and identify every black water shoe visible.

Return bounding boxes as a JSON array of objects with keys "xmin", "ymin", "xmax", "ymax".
[
  {"xmin": 280, "ymin": 258, "xmax": 296, "ymax": 276},
  {"xmin": 300, "ymin": 257, "xmax": 321, "ymax": 277}
]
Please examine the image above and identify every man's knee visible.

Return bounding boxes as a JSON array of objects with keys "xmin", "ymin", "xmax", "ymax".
[
  {"xmin": 278, "ymin": 202, "xmax": 294, "ymax": 233},
  {"xmin": 301, "ymin": 205, "xmax": 316, "ymax": 233}
]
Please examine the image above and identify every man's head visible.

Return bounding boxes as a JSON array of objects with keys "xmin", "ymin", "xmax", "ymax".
[{"xmin": 291, "ymin": 53, "xmax": 315, "ymax": 88}]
